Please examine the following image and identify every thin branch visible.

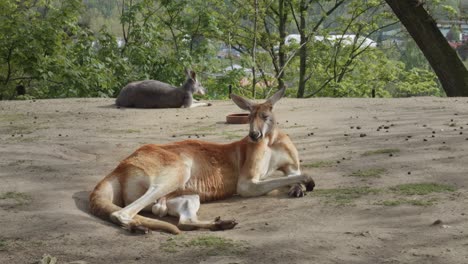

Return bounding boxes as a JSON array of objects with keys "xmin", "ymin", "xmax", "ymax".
[
  {"xmin": 4, "ymin": 46, "xmax": 14, "ymax": 85},
  {"xmin": 305, "ymin": 77, "xmax": 334, "ymax": 97},
  {"xmin": 289, "ymin": 1, "xmax": 300, "ymax": 32}
]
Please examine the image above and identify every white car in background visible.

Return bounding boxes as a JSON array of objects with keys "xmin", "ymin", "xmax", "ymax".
[{"xmin": 285, "ymin": 34, "xmax": 377, "ymax": 48}]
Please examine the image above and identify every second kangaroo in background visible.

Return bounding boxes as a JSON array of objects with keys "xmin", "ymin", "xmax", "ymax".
[{"xmin": 116, "ymin": 70, "xmax": 207, "ymax": 108}]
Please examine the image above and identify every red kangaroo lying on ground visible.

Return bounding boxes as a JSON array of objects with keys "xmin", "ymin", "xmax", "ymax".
[{"xmin": 89, "ymin": 88, "xmax": 315, "ymax": 234}]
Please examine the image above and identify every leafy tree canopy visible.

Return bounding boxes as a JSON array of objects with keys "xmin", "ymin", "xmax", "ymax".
[{"xmin": 0, "ymin": 0, "xmax": 463, "ymax": 100}]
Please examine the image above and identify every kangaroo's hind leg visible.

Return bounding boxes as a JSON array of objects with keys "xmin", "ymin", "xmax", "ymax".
[
  {"xmin": 163, "ymin": 195, "xmax": 238, "ymax": 231},
  {"xmin": 110, "ymin": 185, "xmax": 173, "ymax": 232},
  {"xmin": 110, "ymin": 167, "xmax": 184, "ymax": 232}
]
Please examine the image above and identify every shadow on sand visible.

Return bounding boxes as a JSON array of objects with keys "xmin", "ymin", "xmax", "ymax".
[{"xmin": 97, "ymin": 104, "xmax": 120, "ymax": 109}]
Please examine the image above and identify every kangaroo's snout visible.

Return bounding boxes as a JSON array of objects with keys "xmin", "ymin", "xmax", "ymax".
[
  {"xmin": 249, "ymin": 131, "xmax": 262, "ymax": 141},
  {"xmin": 196, "ymin": 87, "xmax": 206, "ymax": 96}
]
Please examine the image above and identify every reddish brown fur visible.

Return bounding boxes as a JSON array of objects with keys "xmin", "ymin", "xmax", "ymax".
[
  {"xmin": 89, "ymin": 138, "xmax": 250, "ymax": 233},
  {"xmin": 139, "ymin": 140, "xmax": 247, "ymax": 202}
]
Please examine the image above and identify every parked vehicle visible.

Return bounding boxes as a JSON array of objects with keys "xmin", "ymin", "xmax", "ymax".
[{"xmin": 285, "ymin": 34, "xmax": 377, "ymax": 48}]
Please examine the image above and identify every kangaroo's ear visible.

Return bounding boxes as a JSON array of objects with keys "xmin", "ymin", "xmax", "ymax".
[
  {"xmin": 266, "ymin": 88, "xmax": 286, "ymax": 106},
  {"xmin": 231, "ymin": 93, "xmax": 254, "ymax": 111},
  {"xmin": 190, "ymin": 70, "xmax": 196, "ymax": 80}
]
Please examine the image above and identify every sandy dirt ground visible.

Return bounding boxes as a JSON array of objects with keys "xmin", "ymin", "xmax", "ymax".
[{"xmin": 0, "ymin": 97, "xmax": 467, "ymax": 264}]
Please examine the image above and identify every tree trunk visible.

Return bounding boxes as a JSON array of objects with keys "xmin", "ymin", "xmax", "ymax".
[
  {"xmin": 252, "ymin": 0, "xmax": 259, "ymax": 98},
  {"xmin": 278, "ymin": 0, "xmax": 287, "ymax": 90},
  {"xmin": 296, "ymin": 0, "xmax": 307, "ymax": 98},
  {"xmin": 385, "ymin": 0, "xmax": 468, "ymax": 96}
]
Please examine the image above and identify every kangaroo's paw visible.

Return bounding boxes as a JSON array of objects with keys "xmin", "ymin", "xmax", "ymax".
[
  {"xmin": 211, "ymin": 216, "xmax": 238, "ymax": 231},
  {"xmin": 305, "ymin": 179, "xmax": 315, "ymax": 192},
  {"xmin": 303, "ymin": 174, "xmax": 316, "ymax": 192},
  {"xmin": 152, "ymin": 197, "xmax": 168, "ymax": 217},
  {"xmin": 129, "ymin": 222, "xmax": 151, "ymax": 235},
  {"xmin": 288, "ymin": 184, "xmax": 305, "ymax": 198}
]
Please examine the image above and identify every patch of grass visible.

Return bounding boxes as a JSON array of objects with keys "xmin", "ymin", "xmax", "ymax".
[
  {"xmin": 11, "ymin": 135, "xmax": 41, "ymax": 142},
  {"xmin": 362, "ymin": 148, "xmax": 400, "ymax": 156},
  {"xmin": 407, "ymin": 199, "xmax": 437, "ymax": 206},
  {"xmin": 313, "ymin": 187, "xmax": 380, "ymax": 205},
  {"xmin": 0, "ymin": 239, "xmax": 7, "ymax": 251},
  {"xmin": 0, "ymin": 191, "xmax": 32, "ymax": 206},
  {"xmin": 4, "ymin": 124, "xmax": 35, "ymax": 135},
  {"xmin": 191, "ymin": 124, "xmax": 216, "ymax": 132},
  {"xmin": 160, "ymin": 235, "xmax": 248, "ymax": 255},
  {"xmin": 378, "ymin": 198, "xmax": 437, "ymax": 207},
  {"xmin": 187, "ymin": 235, "xmax": 233, "ymax": 248},
  {"xmin": 349, "ymin": 168, "xmax": 386, "ymax": 178},
  {"xmin": 287, "ymin": 124, "xmax": 306, "ymax": 128},
  {"xmin": 0, "ymin": 113, "xmax": 26, "ymax": 123},
  {"xmin": 101, "ymin": 128, "xmax": 140, "ymax": 134},
  {"xmin": 303, "ymin": 160, "xmax": 334, "ymax": 168},
  {"xmin": 188, "ymin": 235, "xmax": 247, "ymax": 255},
  {"xmin": 160, "ymin": 237, "xmax": 182, "ymax": 253},
  {"xmin": 379, "ymin": 200, "xmax": 402, "ymax": 206},
  {"xmin": 390, "ymin": 183, "xmax": 455, "ymax": 196},
  {"xmin": 438, "ymin": 146, "xmax": 451, "ymax": 151}
]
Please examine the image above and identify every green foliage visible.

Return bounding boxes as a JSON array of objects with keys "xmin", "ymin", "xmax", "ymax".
[
  {"xmin": 0, "ymin": 0, "xmax": 83, "ymax": 98},
  {"xmin": 0, "ymin": 0, "xmax": 449, "ymax": 100},
  {"xmin": 398, "ymin": 37, "xmax": 431, "ymax": 70},
  {"xmin": 294, "ymin": 45, "xmax": 440, "ymax": 98},
  {"xmin": 0, "ymin": 0, "xmax": 219, "ymax": 99},
  {"xmin": 204, "ymin": 69, "xmax": 247, "ymax": 99},
  {"xmin": 389, "ymin": 68, "xmax": 442, "ymax": 97}
]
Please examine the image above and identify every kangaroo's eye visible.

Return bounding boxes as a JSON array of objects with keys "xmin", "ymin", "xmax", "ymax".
[{"xmin": 261, "ymin": 113, "xmax": 269, "ymax": 120}]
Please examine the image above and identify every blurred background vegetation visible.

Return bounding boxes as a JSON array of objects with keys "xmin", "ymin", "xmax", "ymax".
[{"xmin": 0, "ymin": 0, "xmax": 465, "ymax": 100}]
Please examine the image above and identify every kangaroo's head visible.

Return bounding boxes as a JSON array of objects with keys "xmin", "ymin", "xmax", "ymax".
[
  {"xmin": 185, "ymin": 70, "xmax": 206, "ymax": 96},
  {"xmin": 231, "ymin": 88, "xmax": 286, "ymax": 142}
]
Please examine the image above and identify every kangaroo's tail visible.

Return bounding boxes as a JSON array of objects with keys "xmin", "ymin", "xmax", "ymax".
[{"xmin": 89, "ymin": 177, "xmax": 180, "ymax": 234}]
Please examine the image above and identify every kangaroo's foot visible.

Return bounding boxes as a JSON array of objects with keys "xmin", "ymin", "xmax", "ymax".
[
  {"xmin": 288, "ymin": 175, "xmax": 315, "ymax": 198},
  {"xmin": 166, "ymin": 195, "xmax": 238, "ymax": 231},
  {"xmin": 305, "ymin": 181, "xmax": 315, "ymax": 192},
  {"xmin": 210, "ymin": 216, "xmax": 238, "ymax": 231},
  {"xmin": 129, "ymin": 222, "xmax": 151, "ymax": 234},
  {"xmin": 288, "ymin": 184, "xmax": 306, "ymax": 198},
  {"xmin": 110, "ymin": 212, "xmax": 149, "ymax": 234}
]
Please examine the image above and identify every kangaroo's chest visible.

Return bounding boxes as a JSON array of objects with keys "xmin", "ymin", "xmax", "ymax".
[{"xmin": 258, "ymin": 147, "xmax": 290, "ymax": 179}]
